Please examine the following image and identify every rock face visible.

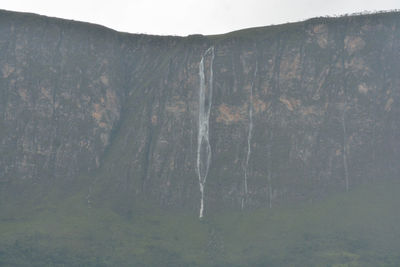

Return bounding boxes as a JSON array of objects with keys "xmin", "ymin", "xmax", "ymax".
[{"xmin": 1, "ymin": 10, "xmax": 400, "ymax": 216}]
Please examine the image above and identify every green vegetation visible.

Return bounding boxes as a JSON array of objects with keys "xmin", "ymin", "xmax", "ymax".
[
  {"xmin": 208, "ymin": 9, "xmax": 400, "ymax": 42},
  {"xmin": 1, "ymin": 179, "xmax": 400, "ymax": 266}
]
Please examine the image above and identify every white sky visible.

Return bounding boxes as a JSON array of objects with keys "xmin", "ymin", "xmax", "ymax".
[{"xmin": 1, "ymin": 0, "xmax": 399, "ymax": 36}]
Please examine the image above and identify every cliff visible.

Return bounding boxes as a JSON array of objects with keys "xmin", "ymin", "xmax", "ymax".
[
  {"xmin": 1, "ymin": 10, "xmax": 400, "ymax": 265},
  {"xmin": 1, "ymin": 10, "xmax": 400, "ymax": 215}
]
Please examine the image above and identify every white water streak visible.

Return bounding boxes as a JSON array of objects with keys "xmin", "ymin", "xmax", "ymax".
[
  {"xmin": 268, "ymin": 160, "xmax": 272, "ymax": 209},
  {"xmin": 197, "ymin": 47, "xmax": 214, "ymax": 219},
  {"xmin": 268, "ymin": 182, "xmax": 272, "ymax": 209},
  {"xmin": 342, "ymin": 109, "xmax": 349, "ymax": 192},
  {"xmin": 242, "ymin": 62, "xmax": 258, "ymax": 209}
]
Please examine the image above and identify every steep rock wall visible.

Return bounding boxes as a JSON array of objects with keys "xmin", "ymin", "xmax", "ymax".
[{"xmin": 1, "ymin": 10, "xmax": 400, "ymax": 216}]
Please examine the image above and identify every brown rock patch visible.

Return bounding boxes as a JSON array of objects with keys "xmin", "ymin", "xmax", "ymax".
[{"xmin": 216, "ymin": 103, "xmax": 246, "ymax": 124}]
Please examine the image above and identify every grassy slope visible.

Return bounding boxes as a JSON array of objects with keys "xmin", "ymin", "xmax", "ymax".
[{"xmin": 1, "ymin": 179, "xmax": 400, "ymax": 266}]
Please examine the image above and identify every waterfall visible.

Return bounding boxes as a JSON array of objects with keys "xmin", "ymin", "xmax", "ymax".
[
  {"xmin": 242, "ymin": 61, "xmax": 258, "ymax": 209},
  {"xmin": 197, "ymin": 46, "xmax": 214, "ymax": 219}
]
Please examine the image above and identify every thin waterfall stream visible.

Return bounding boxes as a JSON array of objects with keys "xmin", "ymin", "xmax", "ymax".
[
  {"xmin": 197, "ymin": 46, "xmax": 214, "ymax": 219},
  {"xmin": 242, "ymin": 61, "xmax": 258, "ymax": 209}
]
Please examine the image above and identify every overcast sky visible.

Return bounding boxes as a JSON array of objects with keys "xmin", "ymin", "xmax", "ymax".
[{"xmin": 1, "ymin": 0, "xmax": 399, "ymax": 36}]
